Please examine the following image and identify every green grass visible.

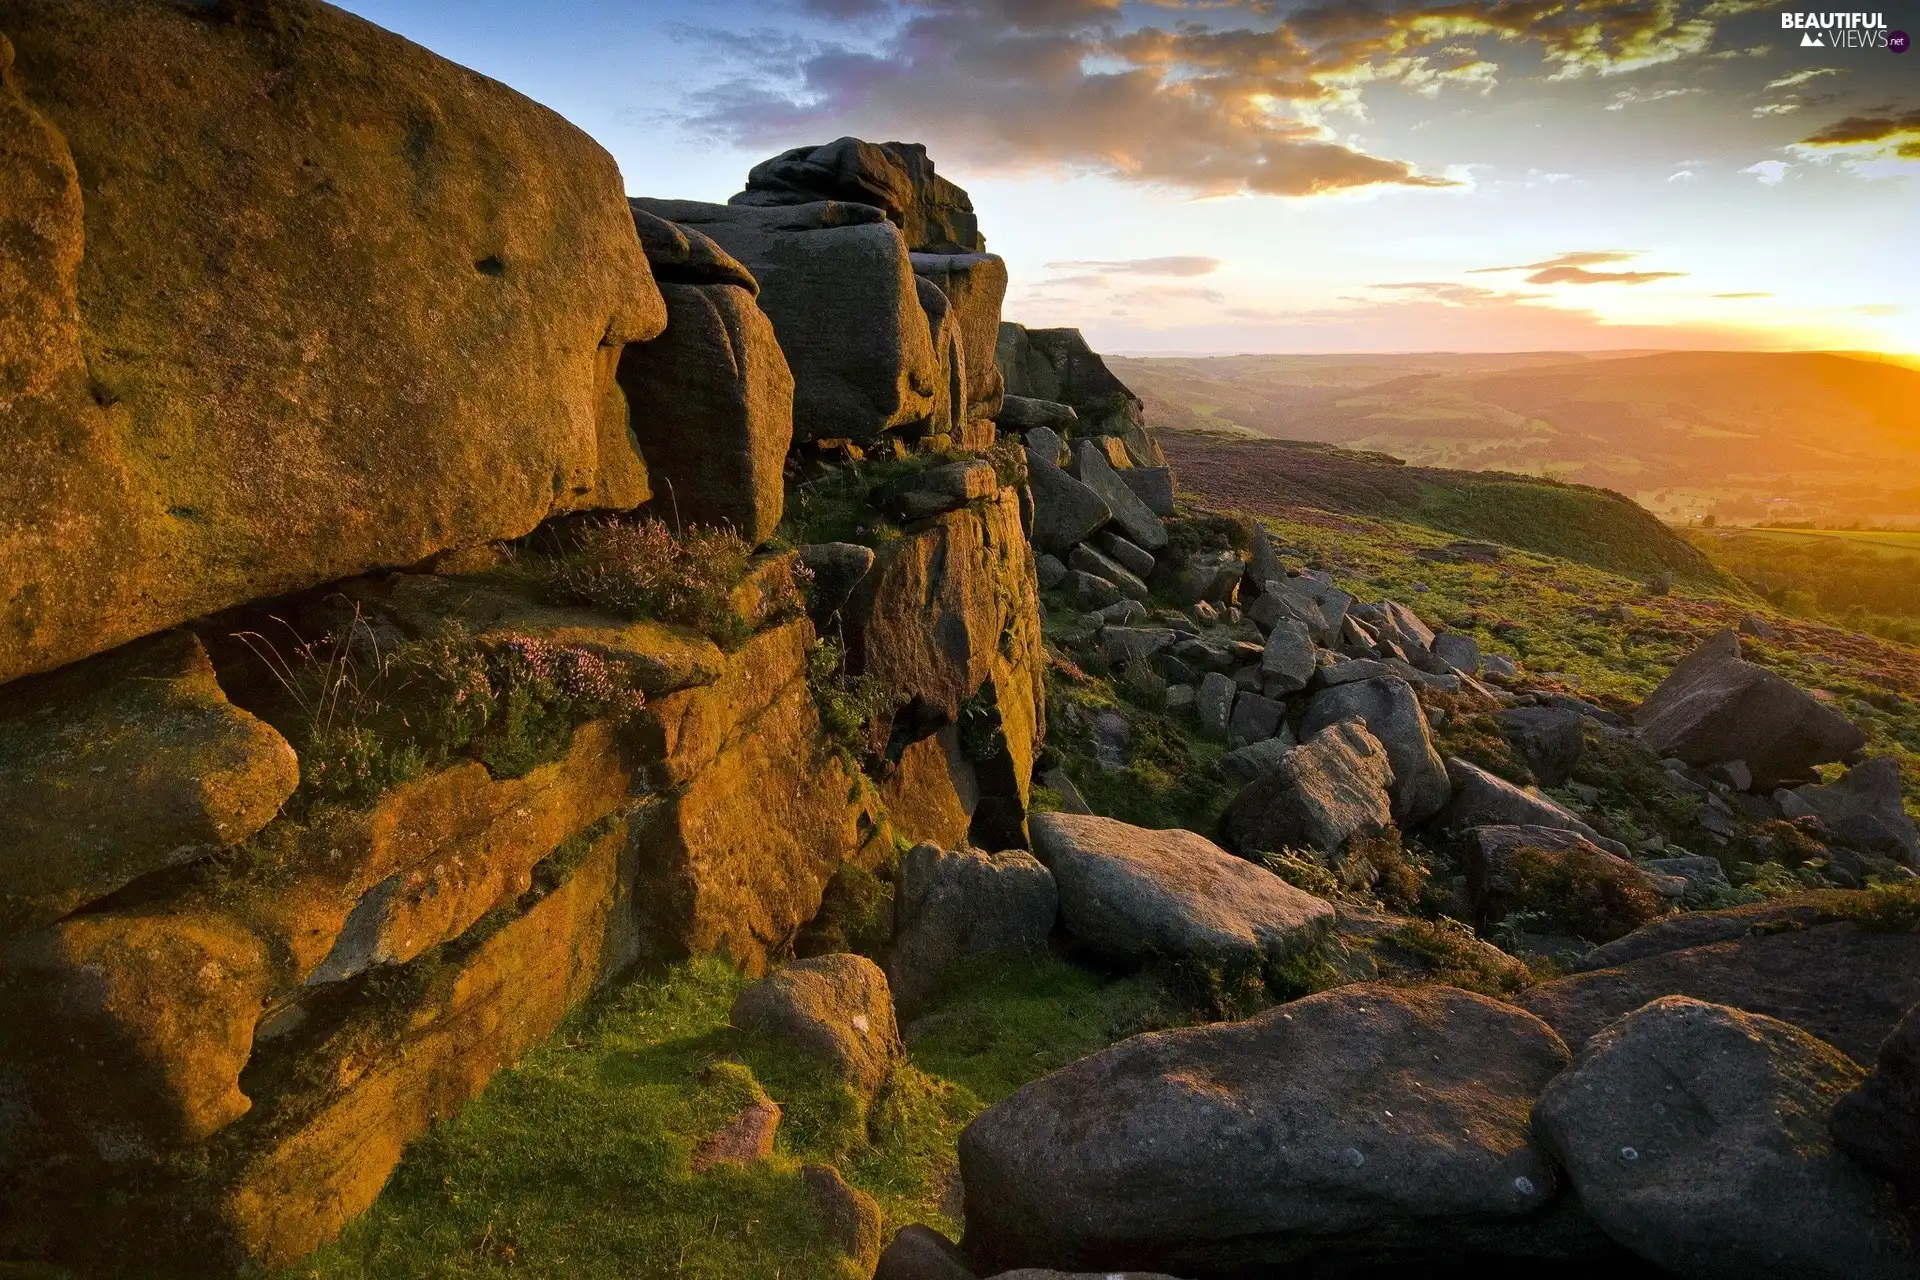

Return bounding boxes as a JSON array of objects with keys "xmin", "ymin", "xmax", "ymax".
[
  {"xmin": 291, "ymin": 952, "xmax": 1177, "ymax": 1279},
  {"xmin": 1689, "ymin": 526, "xmax": 1920, "ymax": 645}
]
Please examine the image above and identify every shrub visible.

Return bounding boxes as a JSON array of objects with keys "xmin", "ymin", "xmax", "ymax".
[
  {"xmin": 538, "ymin": 516, "xmax": 752, "ymax": 643},
  {"xmin": 794, "ymin": 863, "xmax": 895, "ymax": 961},
  {"xmin": 1498, "ymin": 843, "xmax": 1670, "ymax": 943},
  {"xmin": 1383, "ymin": 917, "xmax": 1532, "ymax": 997},
  {"xmin": 806, "ymin": 638, "xmax": 897, "ymax": 758}
]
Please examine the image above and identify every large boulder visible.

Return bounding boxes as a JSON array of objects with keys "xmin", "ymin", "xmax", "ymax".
[
  {"xmin": 629, "ymin": 207, "xmax": 758, "ymax": 291},
  {"xmin": 1445, "ymin": 758, "xmax": 1620, "ymax": 852},
  {"xmin": 617, "ymin": 274, "xmax": 793, "ymax": 544},
  {"xmin": 1461, "ymin": 826, "xmax": 1674, "ymax": 943},
  {"xmin": 1636, "ymin": 630, "xmax": 1868, "ymax": 788},
  {"xmin": 1068, "ymin": 441, "xmax": 1167, "ymax": 552},
  {"xmin": 1534, "ymin": 997, "xmax": 1915, "ymax": 1279},
  {"xmin": 1514, "ymin": 914, "xmax": 1920, "ymax": 1063},
  {"xmin": 733, "ymin": 137, "xmax": 985, "ymax": 254},
  {"xmin": 912, "ymin": 252, "xmax": 1007, "ymax": 423},
  {"xmin": 1259, "ymin": 617, "xmax": 1318, "ymax": 696},
  {"xmin": 1024, "ymin": 449, "xmax": 1111, "ymax": 556},
  {"xmin": 1496, "ymin": 705, "xmax": 1587, "ymax": 789},
  {"xmin": 1301, "ymin": 677, "xmax": 1450, "ymax": 827},
  {"xmin": 998, "ymin": 324, "xmax": 1163, "ymax": 468},
  {"xmin": 916, "ymin": 274, "xmax": 972, "ymax": 447},
  {"xmin": 959, "ymin": 984, "xmax": 1574, "ymax": 1274},
  {"xmin": 0, "ymin": 631, "xmax": 298, "ymax": 945},
  {"xmin": 1831, "ymin": 1000, "xmax": 1920, "ymax": 1192},
  {"xmin": 887, "ymin": 843, "xmax": 1058, "ymax": 1009},
  {"xmin": 1028, "ymin": 813, "xmax": 1332, "ymax": 972},
  {"xmin": 1782, "ymin": 758, "xmax": 1919, "ymax": 866},
  {"xmin": 731, "ymin": 953, "xmax": 904, "ymax": 1101},
  {"xmin": 1222, "ymin": 722, "xmax": 1396, "ymax": 860},
  {"xmin": 634, "ymin": 197, "xmax": 937, "ymax": 444},
  {"xmin": 1, "ymin": 0, "xmax": 667, "ymax": 686}
]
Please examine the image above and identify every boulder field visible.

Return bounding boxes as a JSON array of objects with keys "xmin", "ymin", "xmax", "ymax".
[{"xmin": 4, "ymin": 4, "xmax": 1920, "ymax": 1278}]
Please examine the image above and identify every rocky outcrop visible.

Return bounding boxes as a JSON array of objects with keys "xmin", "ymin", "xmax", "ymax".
[
  {"xmin": 959, "ymin": 984, "xmax": 1573, "ymax": 1274},
  {"xmin": 1445, "ymin": 758, "xmax": 1623, "ymax": 853},
  {"xmin": 1300, "ymin": 676, "xmax": 1449, "ymax": 826},
  {"xmin": 635, "ymin": 198, "xmax": 937, "ymax": 444},
  {"xmin": 998, "ymin": 324, "xmax": 1163, "ymax": 468},
  {"xmin": 734, "ymin": 137, "xmax": 985, "ymax": 254},
  {"xmin": 1496, "ymin": 705, "xmax": 1586, "ymax": 788},
  {"xmin": 1030, "ymin": 813, "xmax": 1332, "ymax": 972},
  {"xmin": 1534, "ymin": 997, "xmax": 1915, "ymax": 1279},
  {"xmin": 913, "ymin": 252, "xmax": 1008, "ymax": 425},
  {"xmin": 0, "ymin": 0, "xmax": 666, "ymax": 687},
  {"xmin": 1637, "ymin": 630, "xmax": 1868, "ymax": 788},
  {"xmin": 1781, "ymin": 758, "xmax": 1920, "ymax": 866}
]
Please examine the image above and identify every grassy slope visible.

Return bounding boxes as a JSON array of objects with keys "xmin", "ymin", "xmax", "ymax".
[{"xmin": 293, "ymin": 954, "xmax": 1178, "ymax": 1279}]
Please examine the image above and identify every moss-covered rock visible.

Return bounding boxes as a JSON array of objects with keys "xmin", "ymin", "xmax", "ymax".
[
  {"xmin": 0, "ymin": 631, "xmax": 297, "ymax": 944},
  {"xmin": 0, "ymin": 0, "xmax": 664, "ymax": 685}
]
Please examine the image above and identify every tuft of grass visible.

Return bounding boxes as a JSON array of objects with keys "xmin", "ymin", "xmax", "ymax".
[
  {"xmin": 1492, "ymin": 843, "xmax": 1672, "ymax": 943},
  {"xmin": 1380, "ymin": 917, "xmax": 1534, "ymax": 997},
  {"xmin": 806, "ymin": 638, "xmax": 898, "ymax": 762}
]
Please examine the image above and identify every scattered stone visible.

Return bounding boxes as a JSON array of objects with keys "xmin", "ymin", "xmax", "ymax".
[
  {"xmin": 1785, "ymin": 758, "xmax": 1919, "ymax": 866},
  {"xmin": 1444, "ymin": 758, "xmax": 1621, "ymax": 855},
  {"xmin": 1705, "ymin": 759, "xmax": 1753, "ymax": 792},
  {"xmin": 1040, "ymin": 768, "xmax": 1095, "ymax": 816},
  {"xmin": 1431, "ymin": 632, "xmax": 1482, "ymax": 675},
  {"xmin": 887, "ymin": 843, "xmax": 1059, "ymax": 1009},
  {"xmin": 1152, "ymin": 549, "xmax": 1243, "ymax": 607},
  {"xmin": 0, "ymin": 632, "xmax": 299, "ymax": 944},
  {"xmin": 691, "ymin": 1095, "xmax": 782, "ymax": 1173},
  {"xmin": 1197, "ymin": 672, "xmax": 1237, "ymax": 741},
  {"xmin": 1636, "ymin": 630, "xmax": 1868, "ymax": 789},
  {"xmin": 1495, "ymin": 705, "xmax": 1586, "ymax": 789},
  {"xmin": 1101, "ymin": 627, "xmax": 1176, "ymax": 669},
  {"xmin": 1117, "ymin": 466, "xmax": 1175, "ymax": 518},
  {"xmin": 803, "ymin": 1163, "xmax": 885, "ymax": 1273},
  {"xmin": 1534, "ymin": 997, "xmax": 1915, "ymax": 1280},
  {"xmin": 1035, "ymin": 553, "xmax": 1068, "ymax": 590},
  {"xmin": 1164, "ymin": 684, "xmax": 1196, "ymax": 715},
  {"xmin": 1246, "ymin": 581, "xmax": 1326, "ymax": 641},
  {"xmin": 1094, "ymin": 533, "xmax": 1156, "ymax": 580},
  {"xmin": 1090, "ymin": 711, "xmax": 1130, "ymax": 772},
  {"xmin": 877, "ymin": 1225, "xmax": 978, "ymax": 1280},
  {"xmin": 1481, "ymin": 653, "xmax": 1520, "ymax": 681},
  {"xmin": 1645, "ymin": 855, "xmax": 1731, "ymax": 896},
  {"xmin": 959, "ymin": 984, "xmax": 1570, "ymax": 1274},
  {"xmin": 1025, "ymin": 450, "xmax": 1111, "ymax": 556},
  {"xmin": 1260, "ymin": 618, "xmax": 1317, "ymax": 696},
  {"xmin": 1029, "ymin": 813, "xmax": 1332, "ymax": 972},
  {"xmin": 1217, "ymin": 732, "xmax": 1299, "ymax": 784},
  {"xmin": 1243, "ymin": 521, "xmax": 1284, "ymax": 596},
  {"xmin": 1300, "ymin": 676, "xmax": 1450, "ymax": 827},
  {"xmin": 1222, "ymin": 722, "xmax": 1396, "ymax": 860},
  {"xmin": 1229, "ymin": 692, "xmax": 1286, "ymax": 744},
  {"xmin": 1068, "ymin": 441, "xmax": 1167, "ymax": 551},
  {"xmin": 1831, "ymin": 1001, "xmax": 1920, "ymax": 1192},
  {"xmin": 1067, "ymin": 571, "xmax": 1120, "ymax": 612},
  {"xmin": 731, "ymin": 954, "xmax": 903, "ymax": 1100},
  {"xmin": 1021, "ymin": 423, "xmax": 1069, "ymax": 466},
  {"xmin": 1069, "ymin": 543, "xmax": 1148, "ymax": 601},
  {"xmin": 1317, "ymin": 658, "xmax": 1399, "ymax": 688},
  {"xmin": 1096, "ymin": 599, "xmax": 1148, "ymax": 627},
  {"xmin": 1374, "ymin": 601, "xmax": 1437, "ymax": 660},
  {"xmin": 1462, "ymin": 826, "xmax": 1675, "ymax": 943},
  {"xmin": 1739, "ymin": 613, "xmax": 1779, "ymax": 639}
]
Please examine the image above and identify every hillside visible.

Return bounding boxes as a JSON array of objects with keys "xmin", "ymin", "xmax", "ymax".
[{"xmin": 1115, "ymin": 351, "xmax": 1920, "ymax": 526}]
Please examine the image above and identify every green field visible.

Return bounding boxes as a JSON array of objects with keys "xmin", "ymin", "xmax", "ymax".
[{"xmin": 1735, "ymin": 528, "xmax": 1920, "ymax": 558}]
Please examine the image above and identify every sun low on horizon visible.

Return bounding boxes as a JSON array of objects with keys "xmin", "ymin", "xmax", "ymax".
[{"xmin": 332, "ymin": 0, "xmax": 1920, "ymax": 358}]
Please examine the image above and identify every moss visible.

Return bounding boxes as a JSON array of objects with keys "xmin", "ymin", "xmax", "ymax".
[
  {"xmin": 793, "ymin": 863, "xmax": 895, "ymax": 962},
  {"xmin": 1495, "ymin": 843, "xmax": 1671, "ymax": 943},
  {"xmin": 1379, "ymin": 918, "xmax": 1533, "ymax": 998}
]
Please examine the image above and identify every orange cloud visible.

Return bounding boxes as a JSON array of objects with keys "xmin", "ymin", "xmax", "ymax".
[
  {"xmin": 1471, "ymin": 250, "xmax": 1686, "ymax": 285},
  {"xmin": 1798, "ymin": 107, "xmax": 1920, "ymax": 160}
]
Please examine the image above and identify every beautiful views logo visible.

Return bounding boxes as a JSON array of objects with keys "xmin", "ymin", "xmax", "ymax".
[{"xmin": 1780, "ymin": 11, "xmax": 1900, "ymax": 48}]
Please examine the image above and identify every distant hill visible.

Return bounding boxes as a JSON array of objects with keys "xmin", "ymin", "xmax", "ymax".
[
  {"xmin": 1114, "ymin": 351, "xmax": 1920, "ymax": 527},
  {"xmin": 1159, "ymin": 431, "xmax": 1728, "ymax": 585}
]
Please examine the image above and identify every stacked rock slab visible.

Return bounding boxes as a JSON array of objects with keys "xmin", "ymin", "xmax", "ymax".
[
  {"xmin": 0, "ymin": 0, "xmax": 667, "ymax": 688},
  {"xmin": 732, "ymin": 136, "xmax": 986, "ymax": 254},
  {"xmin": 998, "ymin": 322, "xmax": 1166, "ymax": 469},
  {"xmin": 635, "ymin": 197, "xmax": 938, "ymax": 445},
  {"xmin": 619, "ymin": 208, "xmax": 795, "ymax": 545}
]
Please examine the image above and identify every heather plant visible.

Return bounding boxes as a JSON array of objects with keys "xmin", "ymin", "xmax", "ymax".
[{"xmin": 538, "ymin": 516, "xmax": 753, "ymax": 642}]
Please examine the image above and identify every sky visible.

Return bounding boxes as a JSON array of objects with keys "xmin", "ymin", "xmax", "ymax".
[{"xmin": 333, "ymin": 0, "xmax": 1920, "ymax": 356}]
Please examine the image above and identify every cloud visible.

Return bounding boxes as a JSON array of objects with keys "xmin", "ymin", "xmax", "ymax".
[
  {"xmin": 1468, "ymin": 250, "xmax": 1684, "ymax": 285},
  {"xmin": 1713, "ymin": 291, "xmax": 1771, "ymax": 299},
  {"xmin": 1765, "ymin": 67, "xmax": 1841, "ymax": 92},
  {"xmin": 1604, "ymin": 86, "xmax": 1697, "ymax": 111},
  {"xmin": 1741, "ymin": 159, "xmax": 1790, "ymax": 183},
  {"xmin": 1045, "ymin": 256, "xmax": 1222, "ymax": 276},
  {"xmin": 1668, "ymin": 169, "xmax": 1696, "ymax": 181},
  {"xmin": 1796, "ymin": 107, "xmax": 1920, "ymax": 161},
  {"xmin": 683, "ymin": 0, "xmax": 1772, "ymax": 199},
  {"xmin": 1371, "ymin": 280, "xmax": 1539, "ymax": 305}
]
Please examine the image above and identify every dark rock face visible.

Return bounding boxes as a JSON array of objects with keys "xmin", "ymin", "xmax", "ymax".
[
  {"xmin": 1831, "ymin": 1000, "xmax": 1920, "ymax": 1192},
  {"xmin": 734, "ymin": 137, "xmax": 986, "ymax": 254},
  {"xmin": 635, "ymin": 198, "xmax": 937, "ymax": 445},
  {"xmin": 1785, "ymin": 758, "xmax": 1920, "ymax": 867},
  {"xmin": 1223, "ymin": 722, "xmax": 1396, "ymax": 859},
  {"xmin": 1515, "ymin": 918, "xmax": 1920, "ymax": 1063},
  {"xmin": 1535, "ymin": 997, "xmax": 1915, "ymax": 1280},
  {"xmin": 1025, "ymin": 449, "xmax": 1111, "ymax": 556},
  {"xmin": 998, "ymin": 323, "xmax": 1163, "ymax": 468},
  {"xmin": 1497, "ymin": 705, "xmax": 1586, "ymax": 788},
  {"xmin": 1301, "ymin": 676, "xmax": 1450, "ymax": 827},
  {"xmin": 1068, "ymin": 441, "xmax": 1167, "ymax": 552},
  {"xmin": 618, "ymin": 278, "xmax": 794, "ymax": 544},
  {"xmin": 1028, "ymin": 813, "xmax": 1331, "ymax": 971},
  {"xmin": 912, "ymin": 252, "xmax": 1007, "ymax": 422},
  {"xmin": 1636, "ymin": 630, "xmax": 1868, "ymax": 788},
  {"xmin": 959, "ymin": 984, "xmax": 1573, "ymax": 1274},
  {"xmin": 1445, "ymin": 758, "xmax": 1621, "ymax": 853},
  {"xmin": 886, "ymin": 843, "xmax": 1057, "ymax": 1009},
  {"xmin": 1, "ymin": 0, "xmax": 667, "ymax": 686}
]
